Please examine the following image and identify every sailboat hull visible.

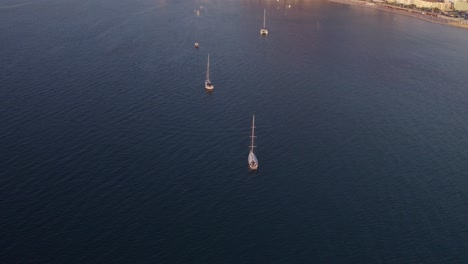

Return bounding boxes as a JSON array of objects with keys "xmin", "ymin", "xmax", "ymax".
[
  {"xmin": 248, "ymin": 151, "xmax": 258, "ymax": 170},
  {"xmin": 260, "ymin": 29, "xmax": 268, "ymax": 35},
  {"xmin": 205, "ymin": 81, "xmax": 214, "ymax": 90}
]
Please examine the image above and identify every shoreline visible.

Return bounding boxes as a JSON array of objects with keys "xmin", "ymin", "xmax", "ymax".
[{"xmin": 328, "ymin": 0, "xmax": 468, "ymax": 30}]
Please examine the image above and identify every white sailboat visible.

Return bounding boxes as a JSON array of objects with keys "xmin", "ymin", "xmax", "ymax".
[
  {"xmin": 260, "ymin": 8, "xmax": 268, "ymax": 35},
  {"xmin": 205, "ymin": 54, "xmax": 214, "ymax": 90},
  {"xmin": 248, "ymin": 115, "xmax": 258, "ymax": 170}
]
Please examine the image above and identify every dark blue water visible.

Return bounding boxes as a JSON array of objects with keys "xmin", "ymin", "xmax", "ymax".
[{"xmin": 1, "ymin": 0, "xmax": 467, "ymax": 263}]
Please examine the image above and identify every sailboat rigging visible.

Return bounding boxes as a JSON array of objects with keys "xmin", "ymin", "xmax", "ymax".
[
  {"xmin": 205, "ymin": 54, "xmax": 214, "ymax": 90},
  {"xmin": 260, "ymin": 8, "xmax": 268, "ymax": 35},
  {"xmin": 248, "ymin": 115, "xmax": 258, "ymax": 170}
]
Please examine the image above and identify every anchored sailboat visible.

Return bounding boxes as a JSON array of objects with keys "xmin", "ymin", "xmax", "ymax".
[
  {"xmin": 248, "ymin": 115, "xmax": 258, "ymax": 170},
  {"xmin": 260, "ymin": 9, "xmax": 268, "ymax": 35},
  {"xmin": 205, "ymin": 54, "xmax": 214, "ymax": 90}
]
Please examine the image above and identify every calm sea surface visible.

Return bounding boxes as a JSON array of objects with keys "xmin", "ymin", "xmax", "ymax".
[{"xmin": 1, "ymin": 0, "xmax": 467, "ymax": 263}]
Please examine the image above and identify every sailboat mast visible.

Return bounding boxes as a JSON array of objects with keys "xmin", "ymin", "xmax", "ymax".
[
  {"xmin": 250, "ymin": 115, "xmax": 255, "ymax": 152},
  {"xmin": 263, "ymin": 9, "xmax": 266, "ymax": 28},
  {"xmin": 206, "ymin": 54, "xmax": 210, "ymax": 81}
]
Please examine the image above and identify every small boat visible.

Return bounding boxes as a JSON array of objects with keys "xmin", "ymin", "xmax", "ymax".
[
  {"xmin": 248, "ymin": 115, "xmax": 258, "ymax": 170},
  {"xmin": 260, "ymin": 9, "xmax": 268, "ymax": 35},
  {"xmin": 205, "ymin": 54, "xmax": 214, "ymax": 90},
  {"xmin": 194, "ymin": 42, "xmax": 199, "ymax": 48}
]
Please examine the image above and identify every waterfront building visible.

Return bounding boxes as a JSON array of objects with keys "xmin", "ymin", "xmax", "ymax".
[
  {"xmin": 443, "ymin": 0, "xmax": 454, "ymax": 11},
  {"xmin": 454, "ymin": 0, "xmax": 468, "ymax": 11},
  {"xmin": 396, "ymin": 0, "xmax": 415, "ymax": 5},
  {"xmin": 414, "ymin": 0, "xmax": 444, "ymax": 9}
]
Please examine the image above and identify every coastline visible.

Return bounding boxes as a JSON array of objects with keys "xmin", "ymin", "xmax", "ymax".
[{"xmin": 328, "ymin": 0, "xmax": 468, "ymax": 30}]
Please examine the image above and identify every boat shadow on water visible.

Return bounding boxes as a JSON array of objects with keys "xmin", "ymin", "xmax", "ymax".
[{"xmin": 248, "ymin": 169, "xmax": 260, "ymax": 175}]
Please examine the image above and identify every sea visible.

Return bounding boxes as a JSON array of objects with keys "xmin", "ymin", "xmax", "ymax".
[{"xmin": 1, "ymin": 0, "xmax": 467, "ymax": 263}]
